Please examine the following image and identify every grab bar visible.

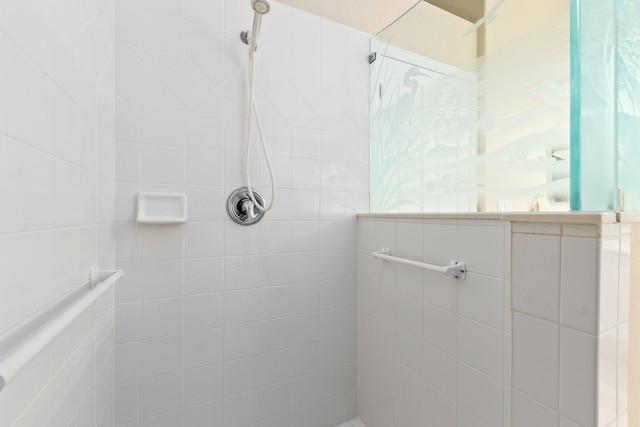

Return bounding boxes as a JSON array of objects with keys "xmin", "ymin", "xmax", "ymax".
[
  {"xmin": 0, "ymin": 267, "xmax": 124, "ymax": 391},
  {"xmin": 372, "ymin": 248, "xmax": 466, "ymax": 279}
]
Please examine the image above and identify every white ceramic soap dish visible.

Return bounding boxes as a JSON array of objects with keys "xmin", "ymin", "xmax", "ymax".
[{"xmin": 136, "ymin": 193, "xmax": 187, "ymax": 224}]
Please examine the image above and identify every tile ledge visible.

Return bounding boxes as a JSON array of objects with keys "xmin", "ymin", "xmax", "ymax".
[{"xmin": 358, "ymin": 212, "xmax": 621, "ymax": 224}]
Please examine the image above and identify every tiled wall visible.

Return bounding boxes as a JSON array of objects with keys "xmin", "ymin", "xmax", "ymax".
[
  {"xmin": 357, "ymin": 217, "xmax": 630, "ymax": 427},
  {"xmin": 113, "ymin": 0, "xmax": 369, "ymax": 426},
  {"xmin": 357, "ymin": 217, "xmax": 512, "ymax": 427},
  {"xmin": 511, "ymin": 222, "xmax": 629, "ymax": 427},
  {"xmin": 0, "ymin": 0, "xmax": 116, "ymax": 425}
]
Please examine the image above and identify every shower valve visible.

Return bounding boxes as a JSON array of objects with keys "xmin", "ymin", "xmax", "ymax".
[{"xmin": 227, "ymin": 187, "xmax": 266, "ymax": 225}]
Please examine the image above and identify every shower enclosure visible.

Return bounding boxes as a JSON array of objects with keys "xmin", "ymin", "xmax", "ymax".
[{"xmin": 370, "ymin": 0, "xmax": 640, "ymax": 214}]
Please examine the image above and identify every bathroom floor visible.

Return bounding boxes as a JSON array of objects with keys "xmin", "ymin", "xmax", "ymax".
[{"xmin": 336, "ymin": 419, "xmax": 367, "ymax": 427}]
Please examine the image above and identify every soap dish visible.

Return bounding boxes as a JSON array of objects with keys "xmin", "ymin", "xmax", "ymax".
[{"xmin": 137, "ymin": 193, "xmax": 188, "ymax": 224}]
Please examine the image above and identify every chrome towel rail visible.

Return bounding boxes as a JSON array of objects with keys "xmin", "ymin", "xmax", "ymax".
[
  {"xmin": 0, "ymin": 267, "xmax": 123, "ymax": 391},
  {"xmin": 372, "ymin": 248, "xmax": 466, "ymax": 279}
]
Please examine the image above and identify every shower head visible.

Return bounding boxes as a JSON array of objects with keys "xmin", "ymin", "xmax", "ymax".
[
  {"xmin": 252, "ymin": 0, "xmax": 270, "ymax": 14},
  {"xmin": 240, "ymin": 0, "xmax": 271, "ymax": 52}
]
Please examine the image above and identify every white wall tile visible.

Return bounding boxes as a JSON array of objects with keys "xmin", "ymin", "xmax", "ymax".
[
  {"xmin": 459, "ymin": 224, "xmax": 504, "ymax": 278},
  {"xmin": 260, "ymin": 253, "xmax": 292, "ymax": 286},
  {"xmin": 139, "ymin": 372, "xmax": 184, "ymax": 419},
  {"xmin": 116, "ymin": 143, "xmax": 141, "ymax": 183},
  {"xmin": 291, "ymin": 189, "xmax": 320, "ymax": 221},
  {"xmin": 140, "ymin": 297, "xmax": 183, "ymax": 339},
  {"xmin": 140, "ymin": 335, "xmax": 184, "ymax": 378},
  {"xmin": 140, "ymin": 8, "xmax": 184, "ymax": 56},
  {"xmin": 291, "ymin": 313, "xmax": 319, "ymax": 346},
  {"xmin": 139, "ymin": 410, "xmax": 183, "ymax": 427},
  {"xmin": 225, "ymin": 289, "xmax": 260, "ymax": 326},
  {"xmin": 423, "ymin": 221, "xmax": 458, "ymax": 267},
  {"xmin": 512, "ymin": 233, "xmax": 560, "ymax": 322},
  {"xmin": 1, "ymin": 139, "xmax": 50, "ymax": 233},
  {"xmin": 115, "ymin": 383, "xmax": 139, "ymax": 425},
  {"xmin": 183, "ymin": 399, "xmax": 224, "ymax": 427},
  {"xmin": 116, "ymin": 343, "xmax": 140, "ymax": 384},
  {"xmin": 396, "ymin": 293, "xmax": 422, "ymax": 338},
  {"xmin": 457, "ymin": 363, "xmax": 503, "ymax": 427},
  {"xmin": 140, "ymin": 259, "xmax": 183, "ymax": 300},
  {"xmin": 186, "ymin": 148, "xmax": 224, "ymax": 185},
  {"xmin": 423, "ymin": 303, "xmax": 457, "ymax": 355},
  {"xmin": 423, "ymin": 383, "xmax": 457, "ymax": 427},
  {"xmin": 459, "ymin": 317, "xmax": 504, "ymax": 381},
  {"xmin": 291, "ymin": 221, "xmax": 320, "ymax": 252},
  {"xmin": 422, "ymin": 340, "xmax": 457, "ymax": 398},
  {"xmin": 260, "ymin": 221, "xmax": 292, "ymax": 254},
  {"xmin": 140, "ymin": 145, "xmax": 185, "ymax": 184},
  {"xmin": 224, "ymin": 222, "xmax": 260, "ymax": 255},
  {"xmin": 116, "ymin": 223, "xmax": 140, "ymax": 262},
  {"xmin": 224, "ymin": 255, "xmax": 260, "ymax": 291},
  {"xmin": 559, "ymin": 416, "xmax": 581, "ymax": 427},
  {"xmin": 423, "ymin": 271, "xmax": 458, "ymax": 312},
  {"xmin": 224, "ymin": 323, "xmax": 259, "ymax": 360},
  {"xmin": 186, "ymin": 186, "xmax": 226, "ymax": 222},
  {"xmin": 259, "ymin": 348, "xmax": 291, "ymax": 386},
  {"xmin": 185, "ymin": 222, "xmax": 224, "ymax": 258},
  {"xmin": 559, "ymin": 327, "xmax": 597, "ymax": 426},
  {"xmin": 139, "ymin": 224, "xmax": 184, "ymax": 260},
  {"xmin": 185, "ymin": 257, "xmax": 224, "ymax": 294},
  {"xmin": 185, "ymin": 364, "xmax": 224, "ymax": 406},
  {"xmin": 224, "ymin": 356, "xmax": 258, "ymax": 396},
  {"xmin": 619, "ymin": 234, "xmax": 631, "ymax": 325},
  {"xmin": 184, "ymin": 293, "xmax": 223, "ymax": 332},
  {"xmin": 292, "ymin": 158, "xmax": 321, "ymax": 190},
  {"xmin": 459, "ymin": 273, "xmax": 504, "ymax": 330},
  {"xmin": 513, "ymin": 313, "xmax": 559, "ymax": 410},
  {"xmin": 223, "ymin": 389, "xmax": 258, "ymax": 427},
  {"xmin": 185, "ymin": 0, "xmax": 224, "ymax": 28},
  {"xmin": 183, "ymin": 328, "xmax": 224, "ymax": 369},
  {"xmin": 618, "ymin": 322, "xmax": 629, "ymax": 416},
  {"xmin": 116, "ymin": 302, "xmax": 141, "ymax": 344},
  {"xmin": 598, "ymin": 328, "xmax": 618, "ymax": 426},
  {"xmin": 512, "ymin": 389, "xmax": 558, "ymax": 427},
  {"xmin": 186, "ymin": 111, "xmax": 224, "ymax": 150},
  {"xmin": 141, "ymin": 105, "xmax": 185, "ymax": 147},
  {"xmin": 560, "ymin": 237, "xmax": 599, "ymax": 333},
  {"xmin": 260, "ymin": 286, "xmax": 291, "ymax": 320},
  {"xmin": 599, "ymin": 237, "xmax": 620, "ymax": 333},
  {"xmin": 185, "ymin": 21, "xmax": 225, "ymax": 62},
  {"xmin": 116, "ymin": 1, "xmax": 140, "ymax": 45}
]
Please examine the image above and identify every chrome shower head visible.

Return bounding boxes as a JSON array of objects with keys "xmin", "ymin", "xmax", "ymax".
[{"xmin": 252, "ymin": 0, "xmax": 270, "ymax": 14}]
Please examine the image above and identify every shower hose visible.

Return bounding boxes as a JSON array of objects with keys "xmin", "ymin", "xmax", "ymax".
[{"xmin": 244, "ymin": 47, "xmax": 276, "ymax": 212}]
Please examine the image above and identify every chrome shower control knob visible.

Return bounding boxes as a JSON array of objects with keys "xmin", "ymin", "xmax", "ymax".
[{"xmin": 227, "ymin": 187, "xmax": 266, "ymax": 225}]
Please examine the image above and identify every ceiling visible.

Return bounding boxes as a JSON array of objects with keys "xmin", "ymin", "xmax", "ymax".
[{"xmin": 424, "ymin": 0, "xmax": 484, "ymax": 22}]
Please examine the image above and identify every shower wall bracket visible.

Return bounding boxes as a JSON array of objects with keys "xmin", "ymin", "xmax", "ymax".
[{"xmin": 240, "ymin": 30, "xmax": 251, "ymax": 45}]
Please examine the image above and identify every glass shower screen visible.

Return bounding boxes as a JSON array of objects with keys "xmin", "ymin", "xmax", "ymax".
[{"xmin": 370, "ymin": 0, "xmax": 572, "ymax": 213}]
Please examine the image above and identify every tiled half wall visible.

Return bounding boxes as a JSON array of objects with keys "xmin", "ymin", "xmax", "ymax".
[{"xmin": 357, "ymin": 216, "xmax": 630, "ymax": 427}]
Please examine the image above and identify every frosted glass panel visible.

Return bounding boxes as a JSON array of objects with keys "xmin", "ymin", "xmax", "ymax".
[
  {"xmin": 571, "ymin": 0, "xmax": 640, "ymax": 211},
  {"xmin": 370, "ymin": 45, "xmax": 477, "ymax": 212},
  {"xmin": 370, "ymin": 0, "xmax": 571, "ymax": 213},
  {"xmin": 570, "ymin": 0, "xmax": 617, "ymax": 211},
  {"xmin": 616, "ymin": 0, "xmax": 640, "ymax": 210}
]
